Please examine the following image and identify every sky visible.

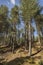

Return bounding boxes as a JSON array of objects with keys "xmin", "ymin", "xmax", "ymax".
[
  {"xmin": 0, "ymin": 0, "xmax": 20, "ymax": 10},
  {"xmin": 0, "ymin": 0, "xmax": 43, "ymax": 36},
  {"xmin": 39, "ymin": 0, "xmax": 43, "ymax": 6},
  {"xmin": 0, "ymin": 0, "xmax": 43, "ymax": 10}
]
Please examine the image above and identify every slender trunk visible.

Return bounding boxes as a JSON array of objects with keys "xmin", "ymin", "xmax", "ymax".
[
  {"xmin": 31, "ymin": 29, "xmax": 34, "ymax": 45},
  {"xmin": 25, "ymin": 23, "xmax": 27, "ymax": 50},
  {"xmin": 28, "ymin": 21, "xmax": 32, "ymax": 56},
  {"xmin": 36, "ymin": 22, "xmax": 41, "ymax": 46},
  {"xmin": 12, "ymin": 33, "xmax": 14, "ymax": 53},
  {"xmin": 26, "ymin": 23, "xmax": 29, "ymax": 50},
  {"xmin": 12, "ymin": 23, "xmax": 16, "ymax": 53}
]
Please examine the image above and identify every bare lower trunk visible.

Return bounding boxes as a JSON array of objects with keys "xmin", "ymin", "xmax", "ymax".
[
  {"xmin": 12, "ymin": 34, "xmax": 14, "ymax": 53},
  {"xmin": 12, "ymin": 23, "xmax": 16, "ymax": 53},
  {"xmin": 28, "ymin": 21, "xmax": 32, "ymax": 56},
  {"xmin": 25, "ymin": 24, "xmax": 27, "ymax": 50},
  {"xmin": 36, "ymin": 22, "xmax": 41, "ymax": 46}
]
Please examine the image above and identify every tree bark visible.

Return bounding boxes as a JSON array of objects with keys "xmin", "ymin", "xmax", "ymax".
[
  {"xmin": 25, "ymin": 23, "xmax": 27, "ymax": 50},
  {"xmin": 12, "ymin": 23, "xmax": 16, "ymax": 53},
  {"xmin": 28, "ymin": 21, "xmax": 32, "ymax": 56},
  {"xmin": 36, "ymin": 22, "xmax": 41, "ymax": 46}
]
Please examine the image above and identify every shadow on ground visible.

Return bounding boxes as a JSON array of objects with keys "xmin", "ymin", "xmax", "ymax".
[
  {"xmin": 0, "ymin": 48, "xmax": 42, "ymax": 65},
  {"xmin": 7, "ymin": 55, "xmax": 41, "ymax": 65}
]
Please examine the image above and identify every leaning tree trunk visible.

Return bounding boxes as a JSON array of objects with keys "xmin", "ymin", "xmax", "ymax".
[{"xmin": 28, "ymin": 20, "xmax": 32, "ymax": 57}]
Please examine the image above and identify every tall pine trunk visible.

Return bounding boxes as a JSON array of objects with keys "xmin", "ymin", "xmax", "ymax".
[
  {"xmin": 28, "ymin": 21, "xmax": 32, "ymax": 56},
  {"xmin": 12, "ymin": 23, "xmax": 16, "ymax": 53},
  {"xmin": 25, "ymin": 23, "xmax": 27, "ymax": 50},
  {"xmin": 36, "ymin": 22, "xmax": 41, "ymax": 48}
]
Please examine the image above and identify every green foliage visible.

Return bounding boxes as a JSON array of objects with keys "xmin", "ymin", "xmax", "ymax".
[
  {"xmin": 0, "ymin": 5, "xmax": 9, "ymax": 33},
  {"xmin": 11, "ymin": 5, "xmax": 20, "ymax": 24},
  {"xmin": 20, "ymin": 0, "xmax": 39, "ymax": 21},
  {"xmin": 0, "ymin": 5, "xmax": 8, "ymax": 20}
]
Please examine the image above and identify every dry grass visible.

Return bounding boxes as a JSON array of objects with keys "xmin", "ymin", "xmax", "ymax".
[{"xmin": 0, "ymin": 44, "xmax": 43, "ymax": 65}]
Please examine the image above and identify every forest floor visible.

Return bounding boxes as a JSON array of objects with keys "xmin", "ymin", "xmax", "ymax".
[{"xmin": 0, "ymin": 46, "xmax": 43, "ymax": 65}]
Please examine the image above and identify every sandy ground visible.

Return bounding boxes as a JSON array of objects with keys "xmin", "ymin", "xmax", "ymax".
[{"xmin": 0, "ymin": 47, "xmax": 43, "ymax": 64}]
